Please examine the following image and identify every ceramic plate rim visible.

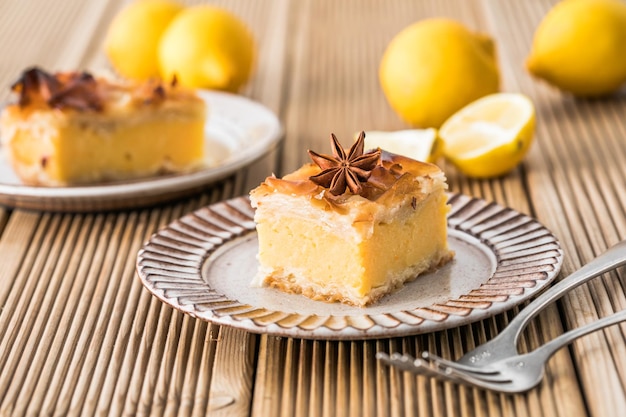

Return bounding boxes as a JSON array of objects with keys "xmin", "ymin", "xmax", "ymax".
[
  {"xmin": 136, "ymin": 193, "xmax": 564, "ymax": 340},
  {"xmin": 0, "ymin": 90, "xmax": 283, "ymax": 211}
]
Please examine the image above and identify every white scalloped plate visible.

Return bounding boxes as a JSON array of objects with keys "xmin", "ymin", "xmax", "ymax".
[
  {"xmin": 137, "ymin": 193, "xmax": 563, "ymax": 340},
  {"xmin": 0, "ymin": 90, "xmax": 282, "ymax": 211}
]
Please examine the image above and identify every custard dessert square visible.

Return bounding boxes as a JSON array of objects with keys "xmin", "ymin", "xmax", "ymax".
[
  {"xmin": 0, "ymin": 67, "xmax": 206, "ymax": 186},
  {"xmin": 250, "ymin": 150, "xmax": 454, "ymax": 307}
]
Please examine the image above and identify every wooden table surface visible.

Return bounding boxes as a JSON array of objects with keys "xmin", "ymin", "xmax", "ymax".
[{"xmin": 1, "ymin": 0, "xmax": 626, "ymax": 416}]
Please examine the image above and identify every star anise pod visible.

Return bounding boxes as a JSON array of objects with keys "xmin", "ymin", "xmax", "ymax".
[
  {"xmin": 11, "ymin": 67, "xmax": 61, "ymax": 107},
  {"xmin": 308, "ymin": 131, "xmax": 381, "ymax": 195},
  {"xmin": 11, "ymin": 67, "xmax": 103, "ymax": 111},
  {"xmin": 47, "ymin": 72, "xmax": 103, "ymax": 111}
]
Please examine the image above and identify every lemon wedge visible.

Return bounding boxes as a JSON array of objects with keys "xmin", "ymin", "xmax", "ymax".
[
  {"xmin": 439, "ymin": 93, "xmax": 535, "ymax": 178},
  {"xmin": 363, "ymin": 129, "xmax": 440, "ymax": 163}
]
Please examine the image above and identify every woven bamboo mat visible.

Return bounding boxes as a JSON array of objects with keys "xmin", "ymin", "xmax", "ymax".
[{"xmin": 1, "ymin": 0, "xmax": 625, "ymax": 416}]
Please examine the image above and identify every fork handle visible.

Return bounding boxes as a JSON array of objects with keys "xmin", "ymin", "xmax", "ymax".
[
  {"xmin": 501, "ymin": 239, "xmax": 626, "ymax": 345},
  {"xmin": 533, "ymin": 308, "xmax": 626, "ymax": 362}
]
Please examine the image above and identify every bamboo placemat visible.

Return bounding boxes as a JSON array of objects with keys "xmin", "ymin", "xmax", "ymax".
[{"xmin": 0, "ymin": 0, "xmax": 625, "ymax": 416}]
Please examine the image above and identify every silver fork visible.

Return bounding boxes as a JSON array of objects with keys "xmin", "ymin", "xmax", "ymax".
[
  {"xmin": 378, "ymin": 308, "xmax": 626, "ymax": 393},
  {"xmin": 377, "ymin": 238, "xmax": 626, "ymax": 392}
]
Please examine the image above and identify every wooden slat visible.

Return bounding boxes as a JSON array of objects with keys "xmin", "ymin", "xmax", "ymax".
[
  {"xmin": 207, "ymin": 327, "xmax": 257, "ymax": 417},
  {"xmin": 0, "ymin": 212, "xmax": 42, "ymax": 307},
  {"xmin": 251, "ymin": 335, "xmax": 286, "ymax": 417}
]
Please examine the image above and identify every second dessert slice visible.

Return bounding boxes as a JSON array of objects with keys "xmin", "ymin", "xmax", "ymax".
[{"xmin": 0, "ymin": 67, "xmax": 207, "ymax": 186}]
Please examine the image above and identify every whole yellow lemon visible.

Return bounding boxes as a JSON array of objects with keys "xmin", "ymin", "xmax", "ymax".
[
  {"xmin": 379, "ymin": 18, "xmax": 500, "ymax": 129},
  {"xmin": 158, "ymin": 6, "xmax": 255, "ymax": 92},
  {"xmin": 104, "ymin": 0, "xmax": 183, "ymax": 80},
  {"xmin": 526, "ymin": 0, "xmax": 626, "ymax": 97}
]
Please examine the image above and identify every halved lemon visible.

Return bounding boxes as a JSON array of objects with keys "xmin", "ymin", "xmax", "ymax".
[
  {"xmin": 439, "ymin": 93, "xmax": 535, "ymax": 178},
  {"xmin": 362, "ymin": 129, "xmax": 441, "ymax": 163}
]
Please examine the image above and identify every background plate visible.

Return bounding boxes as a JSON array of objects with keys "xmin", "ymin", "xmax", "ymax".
[
  {"xmin": 0, "ymin": 90, "xmax": 283, "ymax": 212},
  {"xmin": 137, "ymin": 193, "xmax": 564, "ymax": 340}
]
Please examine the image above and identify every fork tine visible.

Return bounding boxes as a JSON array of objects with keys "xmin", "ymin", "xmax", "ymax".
[
  {"xmin": 377, "ymin": 352, "xmax": 525, "ymax": 392},
  {"xmin": 376, "ymin": 352, "xmax": 464, "ymax": 384},
  {"xmin": 376, "ymin": 352, "xmax": 420, "ymax": 374},
  {"xmin": 421, "ymin": 351, "xmax": 500, "ymax": 375},
  {"xmin": 444, "ymin": 365, "xmax": 512, "ymax": 383},
  {"xmin": 443, "ymin": 366, "xmax": 528, "ymax": 393}
]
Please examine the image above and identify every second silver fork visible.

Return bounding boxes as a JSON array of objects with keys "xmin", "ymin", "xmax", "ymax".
[
  {"xmin": 378, "ymin": 307, "xmax": 626, "ymax": 393},
  {"xmin": 378, "ymin": 238, "xmax": 626, "ymax": 390}
]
